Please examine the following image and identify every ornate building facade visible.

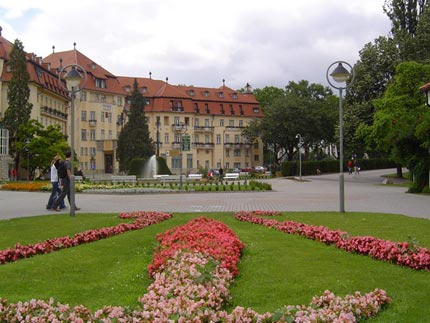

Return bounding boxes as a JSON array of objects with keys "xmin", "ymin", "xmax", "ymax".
[{"xmin": 1, "ymin": 28, "xmax": 264, "ymax": 176}]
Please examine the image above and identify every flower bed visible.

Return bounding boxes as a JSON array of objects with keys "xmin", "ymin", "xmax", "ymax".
[
  {"xmin": 0, "ymin": 211, "xmax": 172, "ymax": 265},
  {"xmin": 0, "ymin": 215, "xmax": 391, "ymax": 322},
  {"xmin": 0, "ymin": 182, "xmax": 50, "ymax": 191},
  {"xmin": 234, "ymin": 211, "xmax": 430, "ymax": 271}
]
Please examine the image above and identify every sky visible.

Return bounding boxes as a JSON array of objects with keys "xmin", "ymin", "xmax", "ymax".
[{"xmin": 0, "ymin": 0, "xmax": 392, "ymax": 90}]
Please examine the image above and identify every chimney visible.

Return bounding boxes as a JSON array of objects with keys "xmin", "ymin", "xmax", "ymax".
[{"xmin": 0, "ymin": 26, "xmax": 2, "ymax": 36}]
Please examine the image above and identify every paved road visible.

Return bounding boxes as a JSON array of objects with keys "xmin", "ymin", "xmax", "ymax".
[{"xmin": 0, "ymin": 168, "xmax": 428, "ymax": 220}]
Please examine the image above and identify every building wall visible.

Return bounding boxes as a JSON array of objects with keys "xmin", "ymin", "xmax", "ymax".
[
  {"xmin": 147, "ymin": 111, "xmax": 263, "ymax": 174},
  {"xmin": 74, "ymin": 90, "xmax": 125, "ymax": 175}
]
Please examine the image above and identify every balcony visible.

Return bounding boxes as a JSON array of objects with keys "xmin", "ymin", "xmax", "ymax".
[
  {"xmin": 194, "ymin": 125, "xmax": 214, "ymax": 132},
  {"xmin": 225, "ymin": 126, "xmax": 245, "ymax": 131},
  {"xmin": 172, "ymin": 124, "xmax": 187, "ymax": 132},
  {"xmin": 89, "ymin": 119, "xmax": 97, "ymax": 127},
  {"xmin": 40, "ymin": 105, "xmax": 68, "ymax": 120},
  {"xmin": 172, "ymin": 141, "xmax": 181, "ymax": 149},
  {"xmin": 193, "ymin": 142, "xmax": 214, "ymax": 149}
]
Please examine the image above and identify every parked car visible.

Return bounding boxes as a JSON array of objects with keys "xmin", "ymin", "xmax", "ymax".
[{"xmin": 254, "ymin": 165, "xmax": 266, "ymax": 172}]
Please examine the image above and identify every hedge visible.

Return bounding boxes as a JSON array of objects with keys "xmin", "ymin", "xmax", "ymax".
[{"xmin": 280, "ymin": 158, "xmax": 397, "ymax": 176}]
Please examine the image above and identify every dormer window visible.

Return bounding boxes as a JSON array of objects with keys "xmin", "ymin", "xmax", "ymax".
[
  {"xmin": 230, "ymin": 104, "xmax": 234, "ymax": 115},
  {"xmin": 141, "ymin": 87, "xmax": 148, "ymax": 94},
  {"xmin": 95, "ymin": 78, "xmax": 106, "ymax": 89},
  {"xmin": 91, "ymin": 62, "xmax": 96, "ymax": 70},
  {"xmin": 188, "ymin": 90, "xmax": 195, "ymax": 96},
  {"xmin": 239, "ymin": 105, "xmax": 244, "ymax": 115},
  {"xmin": 253, "ymin": 107, "xmax": 260, "ymax": 113},
  {"xmin": 220, "ymin": 104, "xmax": 225, "ymax": 114},
  {"xmin": 204, "ymin": 91, "xmax": 209, "ymax": 97},
  {"xmin": 232, "ymin": 93, "xmax": 238, "ymax": 99},
  {"xmin": 6, "ymin": 65, "xmax": 11, "ymax": 73},
  {"xmin": 170, "ymin": 100, "xmax": 183, "ymax": 112},
  {"xmin": 205, "ymin": 103, "xmax": 210, "ymax": 113},
  {"xmin": 218, "ymin": 91, "xmax": 224, "ymax": 98},
  {"xmin": 124, "ymin": 86, "xmax": 131, "ymax": 92}
]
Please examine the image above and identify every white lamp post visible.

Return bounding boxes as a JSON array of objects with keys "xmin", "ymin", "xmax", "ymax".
[
  {"xmin": 295, "ymin": 134, "xmax": 303, "ymax": 181},
  {"xmin": 326, "ymin": 61, "xmax": 354, "ymax": 213},
  {"xmin": 59, "ymin": 64, "xmax": 87, "ymax": 216}
]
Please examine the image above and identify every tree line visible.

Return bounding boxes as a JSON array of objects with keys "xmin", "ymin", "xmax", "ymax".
[{"xmin": 247, "ymin": 0, "xmax": 430, "ymax": 192}]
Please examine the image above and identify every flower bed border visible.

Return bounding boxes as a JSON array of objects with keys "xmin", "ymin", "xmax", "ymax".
[
  {"xmin": 234, "ymin": 210, "xmax": 430, "ymax": 271},
  {"xmin": 0, "ymin": 211, "xmax": 172, "ymax": 265}
]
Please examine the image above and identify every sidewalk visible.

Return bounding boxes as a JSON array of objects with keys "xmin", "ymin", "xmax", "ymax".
[{"xmin": 0, "ymin": 168, "xmax": 428, "ymax": 220}]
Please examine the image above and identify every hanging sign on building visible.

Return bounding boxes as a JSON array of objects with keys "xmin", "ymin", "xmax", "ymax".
[{"xmin": 182, "ymin": 135, "xmax": 190, "ymax": 151}]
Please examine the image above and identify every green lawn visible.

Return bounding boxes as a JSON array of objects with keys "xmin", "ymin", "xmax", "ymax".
[{"xmin": 0, "ymin": 211, "xmax": 429, "ymax": 322}]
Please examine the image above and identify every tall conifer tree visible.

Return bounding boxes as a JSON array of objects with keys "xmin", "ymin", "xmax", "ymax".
[
  {"xmin": 117, "ymin": 79, "xmax": 154, "ymax": 172},
  {"xmin": 3, "ymin": 39, "xmax": 32, "ymax": 172}
]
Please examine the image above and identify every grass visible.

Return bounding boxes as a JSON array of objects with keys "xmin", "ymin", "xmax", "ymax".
[{"xmin": 1, "ymin": 211, "xmax": 430, "ymax": 322}]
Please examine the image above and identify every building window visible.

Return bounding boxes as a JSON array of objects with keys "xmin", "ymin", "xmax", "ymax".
[
  {"xmin": 108, "ymin": 130, "xmax": 112, "ymax": 139},
  {"xmin": 225, "ymin": 162, "xmax": 230, "ymax": 169},
  {"xmin": 90, "ymin": 129, "xmax": 96, "ymax": 141},
  {"xmin": 218, "ymin": 92, "xmax": 224, "ymax": 98},
  {"xmin": 90, "ymin": 111, "xmax": 96, "ymax": 121},
  {"xmin": 205, "ymin": 135, "xmax": 210, "ymax": 143},
  {"xmin": 95, "ymin": 78, "xmax": 106, "ymax": 88},
  {"xmin": 195, "ymin": 134, "xmax": 200, "ymax": 143},
  {"xmin": 81, "ymin": 129, "xmax": 87, "ymax": 141},
  {"xmin": 204, "ymin": 118, "xmax": 210, "ymax": 127},
  {"xmin": 220, "ymin": 104, "xmax": 225, "ymax": 114},
  {"xmin": 81, "ymin": 111, "xmax": 87, "ymax": 121},
  {"xmin": 229, "ymin": 120, "xmax": 234, "ymax": 127},
  {"xmin": 194, "ymin": 118, "xmax": 200, "ymax": 127},
  {"xmin": 226, "ymin": 149, "xmax": 230, "ymax": 157},
  {"xmin": 174, "ymin": 116, "xmax": 180, "ymax": 125},
  {"xmin": 90, "ymin": 147, "xmax": 96, "ymax": 156},
  {"xmin": 205, "ymin": 103, "xmax": 210, "ymax": 113},
  {"xmin": 170, "ymin": 100, "xmax": 183, "ymax": 111},
  {"xmin": 164, "ymin": 133, "xmax": 169, "ymax": 143},
  {"xmin": 239, "ymin": 120, "xmax": 244, "ymax": 127},
  {"xmin": 254, "ymin": 154, "xmax": 260, "ymax": 161},
  {"xmin": 225, "ymin": 134, "xmax": 230, "ymax": 143},
  {"xmin": 230, "ymin": 104, "xmax": 234, "ymax": 115},
  {"xmin": 234, "ymin": 149, "xmax": 241, "ymax": 157},
  {"xmin": 216, "ymin": 134, "xmax": 221, "ymax": 144},
  {"xmin": 101, "ymin": 129, "xmax": 105, "ymax": 140},
  {"xmin": 204, "ymin": 91, "xmax": 209, "ymax": 97},
  {"xmin": 80, "ymin": 91, "xmax": 87, "ymax": 101},
  {"xmin": 254, "ymin": 142, "xmax": 259, "ymax": 149},
  {"xmin": 253, "ymin": 107, "xmax": 260, "ymax": 113},
  {"xmin": 108, "ymin": 112, "xmax": 112, "ymax": 123},
  {"xmin": 187, "ymin": 154, "xmax": 193, "ymax": 169},
  {"xmin": 234, "ymin": 134, "xmax": 240, "ymax": 143},
  {"xmin": 172, "ymin": 156, "xmax": 180, "ymax": 169},
  {"xmin": 117, "ymin": 96, "xmax": 122, "ymax": 106},
  {"xmin": 245, "ymin": 149, "xmax": 249, "ymax": 157},
  {"xmin": 101, "ymin": 111, "xmax": 105, "ymax": 122},
  {"xmin": 220, "ymin": 119, "xmax": 224, "ymax": 127},
  {"xmin": 164, "ymin": 116, "xmax": 169, "ymax": 125}
]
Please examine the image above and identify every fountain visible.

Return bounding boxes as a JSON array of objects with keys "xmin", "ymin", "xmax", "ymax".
[{"xmin": 143, "ymin": 155, "xmax": 158, "ymax": 178}]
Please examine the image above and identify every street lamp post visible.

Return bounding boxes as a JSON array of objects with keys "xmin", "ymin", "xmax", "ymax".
[
  {"xmin": 25, "ymin": 139, "xmax": 30, "ymax": 181},
  {"xmin": 179, "ymin": 123, "xmax": 188, "ymax": 190},
  {"xmin": 295, "ymin": 134, "xmax": 303, "ymax": 181},
  {"xmin": 326, "ymin": 61, "xmax": 354, "ymax": 213},
  {"xmin": 59, "ymin": 64, "xmax": 87, "ymax": 216}
]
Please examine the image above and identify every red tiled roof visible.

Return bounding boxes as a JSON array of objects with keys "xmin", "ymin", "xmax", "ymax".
[
  {"xmin": 116, "ymin": 76, "xmax": 262, "ymax": 117},
  {"xmin": 44, "ymin": 49, "xmax": 124, "ymax": 95},
  {"xmin": 0, "ymin": 36, "xmax": 68, "ymax": 99}
]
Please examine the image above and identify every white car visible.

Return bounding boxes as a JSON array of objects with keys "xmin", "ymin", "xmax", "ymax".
[{"xmin": 254, "ymin": 166, "xmax": 266, "ymax": 172}]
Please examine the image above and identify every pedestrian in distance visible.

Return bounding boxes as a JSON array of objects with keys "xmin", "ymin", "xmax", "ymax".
[
  {"xmin": 347, "ymin": 160, "xmax": 353, "ymax": 175},
  {"xmin": 46, "ymin": 154, "xmax": 66, "ymax": 210},
  {"xmin": 51, "ymin": 151, "xmax": 81, "ymax": 212},
  {"xmin": 354, "ymin": 160, "xmax": 360, "ymax": 175}
]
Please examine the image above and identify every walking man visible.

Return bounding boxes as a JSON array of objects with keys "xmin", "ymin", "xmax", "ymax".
[{"xmin": 51, "ymin": 151, "xmax": 80, "ymax": 212}]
